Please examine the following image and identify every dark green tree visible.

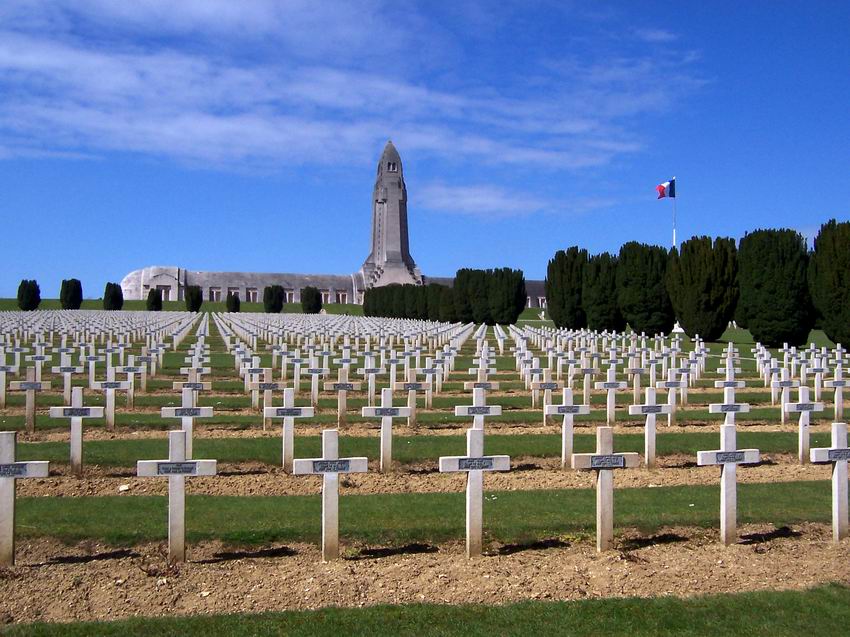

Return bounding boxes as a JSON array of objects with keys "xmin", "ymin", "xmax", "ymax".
[
  {"xmin": 184, "ymin": 285, "xmax": 203, "ymax": 312},
  {"xmin": 439, "ymin": 286, "xmax": 457, "ymax": 322},
  {"xmin": 468, "ymin": 269, "xmax": 492, "ymax": 325},
  {"xmin": 17, "ymin": 279, "xmax": 41, "ymax": 311},
  {"xmin": 809, "ymin": 219, "xmax": 850, "ymax": 345},
  {"xmin": 263, "ymin": 285, "xmax": 285, "ymax": 313},
  {"xmin": 103, "ymin": 282, "xmax": 124, "ymax": 311},
  {"xmin": 300, "ymin": 286, "xmax": 322, "ymax": 314},
  {"xmin": 582, "ymin": 253, "xmax": 626, "ymax": 332},
  {"xmin": 452, "ymin": 269, "xmax": 475, "ymax": 323},
  {"xmin": 146, "ymin": 288, "xmax": 163, "ymax": 311},
  {"xmin": 738, "ymin": 228, "xmax": 813, "ymax": 347},
  {"xmin": 404, "ymin": 285, "xmax": 420, "ymax": 319},
  {"xmin": 225, "ymin": 291, "xmax": 241, "ymax": 313},
  {"xmin": 59, "ymin": 278, "xmax": 83, "ymax": 310},
  {"xmin": 488, "ymin": 267, "xmax": 526, "ymax": 325},
  {"xmin": 545, "ymin": 247, "xmax": 588, "ymax": 329},
  {"xmin": 426, "ymin": 283, "xmax": 444, "ymax": 321},
  {"xmin": 666, "ymin": 236, "xmax": 738, "ymax": 341},
  {"xmin": 616, "ymin": 242, "xmax": 675, "ymax": 335}
]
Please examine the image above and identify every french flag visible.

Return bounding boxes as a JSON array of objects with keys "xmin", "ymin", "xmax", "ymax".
[{"xmin": 656, "ymin": 177, "xmax": 676, "ymax": 199}]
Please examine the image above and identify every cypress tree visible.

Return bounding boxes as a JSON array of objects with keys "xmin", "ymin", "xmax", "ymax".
[
  {"xmin": 390, "ymin": 284, "xmax": 405, "ymax": 318},
  {"xmin": 738, "ymin": 228, "xmax": 813, "ymax": 347},
  {"xmin": 263, "ymin": 285, "xmax": 285, "ymax": 313},
  {"xmin": 300, "ymin": 286, "xmax": 322, "ymax": 314},
  {"xmin": 17, "ymin": 280, "xmax": 41, "ymax": 311},
  {"xmin": 426, "ymin": 283, "xmax": 444, "ymax": 321},
  {"xmin": 146, "ymin": 288, "xmax": 163, "ymax": 311},
  {"xmin": 545, "ymin": 247, "xmax": 588, "ymax": 329},
  {"xmin": 439, "ymin": 286, "xmax": 457, "ymax": 322},
  {"xmin": 225, "ymin": 291, "xmax": 241, "ymax": 313},
  {"xmin": 452, "ymin": 269, "xmax": 474, "ymax": 323},
  {"xmin": 404, "ymin": 285, "xmax": 420, "ymax": 319},
  {"xmin": 616, "ymin": 242, "xmax": 674, "ymax": 336},
  {"xmin": 59, "ymin": 278, "xmax": 82, "ymax": 310},
  {"xmin": 103, "ymin": 282, "xmax": 124, "ymax": 311},
  {"xmin": 184, "ymin": 285, "xmax": 203, "ymax": 312},
  {"xmin": 666, "ymin": 236, "xmax": 738, "ymax": 341},
  {"xmin": 809, "ymin": 219, "xmax": 850, "ymax": 345},
  {"xmin": 488, "ymin": 267, "xmax": 526, "ymax": 325},
  {"xmin": 469, "ymin": 269, "xmax": 492, "ymax": 325},
  {"xmin": 582, "ymin": 253, "xmax": 625, "ymax": 332}
]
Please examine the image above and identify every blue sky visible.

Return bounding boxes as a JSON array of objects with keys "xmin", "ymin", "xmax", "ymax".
[{"xmin": 0, "ymin": 1, "xmax": 848, "ymax": 298}]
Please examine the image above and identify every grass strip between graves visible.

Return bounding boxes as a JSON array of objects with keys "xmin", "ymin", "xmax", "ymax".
[
  {"xmin": 5, "ymin": 583, "xmax": 850, "ymax": 636},
  {"xmin": 16, "ymin": 480, "xmax": 833, "ymax": 546},
  {"xmin": 15, "ymin": 431, "xmax": 838, "ymax": 467}
]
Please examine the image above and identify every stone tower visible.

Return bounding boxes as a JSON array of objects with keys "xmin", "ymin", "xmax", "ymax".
[{"xmin": 360, "ymin": 141, "xmax": 422, "ymax": 288}]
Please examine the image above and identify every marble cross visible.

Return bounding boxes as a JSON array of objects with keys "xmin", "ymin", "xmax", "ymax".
[
  {"xmin": 136, "ymin": 429, "xmax": 217, "ymax": 563},
  {"xmin": 0, "ymin": 431, "xmax": 49, "ymax": 566},
  {"xmin": 628, "ymin": 387, "xmax": 671, "ymax": 469},
  {"xmin": 439, "ymin": 427, "xmax": 510, "ymax": 558},
  {"xmin": 323, "ymin": 367, "xmax": 361, "ymax": 426},
  {"xmin": 594, "ymin": 366, "xmax": 628, "ymax": 424},
  {"xmin": 810, "ymin": 421, "xmax": 850, "ymax": 543},
  {"xmin": 544, "ymin": 388, "xmax": 590, "ymax": 468},
  {"xmin": 455, "ymin": 387, "xmax": 502, "ymax": 430},
  {"xmin": 9, "ymin": 367, "xmax": 51, "ymax": 433},
  {"xmin": 697, "ymin": 424, "xmax": 760, "ymax": 545},
  {"xmin": 361, "ymin": 388, "xmax": 411, "ymax": 471},
  {"xmin": 824, "ymin": 366, "xmax": 846, "ymax": 420},
  {"xmin": 573, "ymin": 426, "xmax": 640, "ymax": 551},
  {"xmin": 264, "ymin": 388, "xmax": 315, "ymax": 472},
  {"xmin": 784, "ymin": 386, "xmax": 824, "ymax": 464},
  {"xmin": 161, "ymin": 387, "xmax": 214, "ymax": 459},
  {"xmin": 91, "ymin": 367, "xmax": 130, "ymax": 430},
  {"xmin": 293, "ymin": 429, "xmax": 368, "ymax": 561},
  {"xmin": 48, "ymin": 386, "xmax": 104, "ymax": 475}
]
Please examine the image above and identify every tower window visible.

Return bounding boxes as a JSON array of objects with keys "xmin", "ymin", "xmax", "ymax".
[{"xmin": 387, "ymin": 161, "xmax": 397, "ymax": 172}]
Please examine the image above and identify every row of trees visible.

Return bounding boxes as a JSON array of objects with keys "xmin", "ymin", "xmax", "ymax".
[
  {"xmin": 545, "ymin": 219, "xmax": 850, "ymax": 347},
  {"xmin": 17, "ymin": 280, "xmax": 125, "ymax": 311},
  {"xmin": 364, "ymin": 268, "xmax": 527, "ymax": 325}
]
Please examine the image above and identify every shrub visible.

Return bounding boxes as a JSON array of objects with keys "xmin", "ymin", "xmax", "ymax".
[
  {"xmin": 184, "ymin": 285, "xmax": 203, "ymax": 312},
  {"xmin": 146, "ymin": 288, "xmax": 163, "ymax": 311},
  {"xmin": 225, "ymin": 291, "xmax": 241, "ymax": 313},
  {"xmin": 59, "ymin": 278, "xmax": 83, "ymax": 310},
  {"xmin": 103, "ymin": 282, "xmax": 124, "ymax": 310},
  {"xmin": 809, "ymin": 219, "xmax": 850, "ymax": 346},
  {"xmin": 738, "ymin": 228, "xmax": 813, "ymax": 347},
  {"xmin": 666, "ymin": 236, "xmax": 738, "ymax": 341},
  {"xmin": 301, "ymin": 286, "xmax": 322, "ymax": 313},
  {"xmin": 17, "ymin": 280, "xmax": 41, "ymax": 311},
  {"xmin": 263, "ymin": 285, "xmax": 285, "ymax": 313}
]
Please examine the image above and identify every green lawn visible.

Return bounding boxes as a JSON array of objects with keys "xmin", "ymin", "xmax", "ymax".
[
  {"xmin": 16, "ymin": 480, "xmax": 833, "ymax": 545},
  {"xmin": 16, "ymin": 430, "xmax": 837, "ymax": 467},
  {"xmin": 8, "ymin": 584, "xmax": 850, "ymax": 636}
]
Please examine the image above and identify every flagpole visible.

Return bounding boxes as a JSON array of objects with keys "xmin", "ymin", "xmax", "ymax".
[{"xmin": 672, "ymin": 196, "xmax": 678, "ymax": 250}]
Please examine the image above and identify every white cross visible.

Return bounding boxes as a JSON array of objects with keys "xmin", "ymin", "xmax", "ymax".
[
  {"xmin": 136, "ymin": 430, "xmax": 217, "ymax": 563},
  {"xmin": 811, "ymin": 421, "xmax": 850, "ymax": 543},
  {"xmin": 264, "ymin": 388, "xmax": 315, "ymax": 472},
  {"xmin": 572, "ymin": 426, "xmax": 640, "ymax": 552},
  {"xmin": 628, "ymin": 387, "xmax": 671, "ymax": 468},
  {"xmin": 9, "ymin": 367, "xmax": 51, "ymax": 433},
  {"xmin": 361, "ymin": 388, "xmax": 411, "ymax": 472},
  {"xmin": 323, "ymin": 367, "xmax": 361, "ymax": 426},
  {"xmin": 544, "ymin": 388, "xmax": 590, "ymax": 468},
  {"xmin": 438, "ymin": 427, "xmax": 510, "ymax": 558},
  {"xmin": 293, "ymin": 429, "xmax": 368, "ymax": 561},
  {"xmin": 709, "ymin": 367, "xmax": 750, "ymax": 426},
  {"xmin": 51, "ymin": 355, "xmax": 83, "ymax": 404},
  {"xmin": 304, "ymin": 360, "xmax": 329, "ymax": 408},
  {"xmin": 0, "ymin": 431, "xmax": 49, "ymax": 566},
  {"xmin": 656, "ymin": 370, "xmax": 685, "ymax": 426},
  {"xmin": 91, "ymin": 367, "xmax": 130, "ymax": 430},
  {"xmin": 825, "ymin": 366, "xmax": 846, "ymax": 421},
  {"xmin": 0, "ymin": 362, "xmax": 18, "ymax": 408},
  {"xmin": 356, "ymin": 355, "xmax": 385, "ymax": 407},
  {"xmin": 697, "ymin": 424, "xmax": 760, "ymax": 545},
  {"xmin": 594, "ymin": 366, "xmax": 628, "ymax": 424},
  {"xmin": 161, "ymin": 387, "xmax": 214, "ymax": 459},
  {"xmin": 248, "ymin": 370, "xmax": 284, "ymax": 430},
  {"xmin": 455, "ymin": 387, "xmax": 502, "ymax": 430},
  {"xmin": 785, "ymin": 386, "xmax": 825, "ymax": 464},
  {"xmin": 532, "ymin": 368, "xmax": 562, "ymax": 425},
  {"xmin": 396, "ymin": 367, "xmax": 426, "ymax": 428},
  {"xmin": 48, "ymin": 386, "xmax": 104, "ymax": 475}
]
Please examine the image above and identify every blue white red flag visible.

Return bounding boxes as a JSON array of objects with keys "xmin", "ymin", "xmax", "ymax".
[{"xmin": 656, "ymin": 178, "xmax": 676, "ymax": 199}]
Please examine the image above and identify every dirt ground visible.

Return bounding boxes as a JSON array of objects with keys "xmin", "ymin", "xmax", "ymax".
[
  {"xmin": 1, "ymin": 523, "xmax": 848, "ymax": 625},
  {"xmin": 14, "ymin": 453, "xmax": 830, "ymax": 498}
]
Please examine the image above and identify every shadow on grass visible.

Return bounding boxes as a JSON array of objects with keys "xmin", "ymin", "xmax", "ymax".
[
  {"xmin": 618, "ymin": 533, "xmax": 688, "ymax": 551},
  {"xmin": 348, "ymin": 543, "xmax": 438, "ymax": 560},
  {"xmin": 493, "ymin": 537, "xmax": 570, "ymax": 556},
  {"xmin": 739, "ymin": 525, "xmax": 801, "ymax": 545},
  {"xmin": 513, "ymin": 463, "xmax": 542, "ymax": 472},
  {"xmin": 42, "ymin": 548, "xmax": 140, "ymax": 565},
  {"xmin": 196, "ymin": 545, "xmax": 297, "ymax": 564}
]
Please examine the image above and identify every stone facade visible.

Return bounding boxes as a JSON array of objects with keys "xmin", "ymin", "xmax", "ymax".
[{"xmin": 121, "ymin": 142, "xmax": 546, "ymax": 308}]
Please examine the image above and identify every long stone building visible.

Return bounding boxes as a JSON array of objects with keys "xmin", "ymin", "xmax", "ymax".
[{"xmin": 121, "ymin": 141, "xmax": 546, "ymax": 308}]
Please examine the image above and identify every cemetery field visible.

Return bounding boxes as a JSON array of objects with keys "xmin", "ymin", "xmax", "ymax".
[{"xmin": 0, "ymin": 310, "xmax": 848, "ymax": 631}]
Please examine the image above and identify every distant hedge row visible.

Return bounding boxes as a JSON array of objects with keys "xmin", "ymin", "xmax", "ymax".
[
  {"xmin": 545, "ymin": 219, "xmax": 850, "ymax": 347},
  {"xmin": 363, "ymin": 268, "xmax": 526, "ymax": 325}
]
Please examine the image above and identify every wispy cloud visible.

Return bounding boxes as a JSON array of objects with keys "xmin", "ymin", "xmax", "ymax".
[
  {"xmin": 0, "ymin": 1, "xmax": 705, "ymax": 212},
  {"xmin": 634, "ymin": 28, "xmax": 679, "ymax": 43}
]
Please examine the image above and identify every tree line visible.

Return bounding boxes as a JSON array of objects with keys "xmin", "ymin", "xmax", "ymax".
[
  {"xmin": 363, "ymin": 268, "xmax": 527, "ymax": 325},
  {"xmin": 545, "ymin": 219, "xmax": 850, "ymax": 347},
  {"xmin": 17, "ymin": 279, "xmax": 125, "ymax": 311}
]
